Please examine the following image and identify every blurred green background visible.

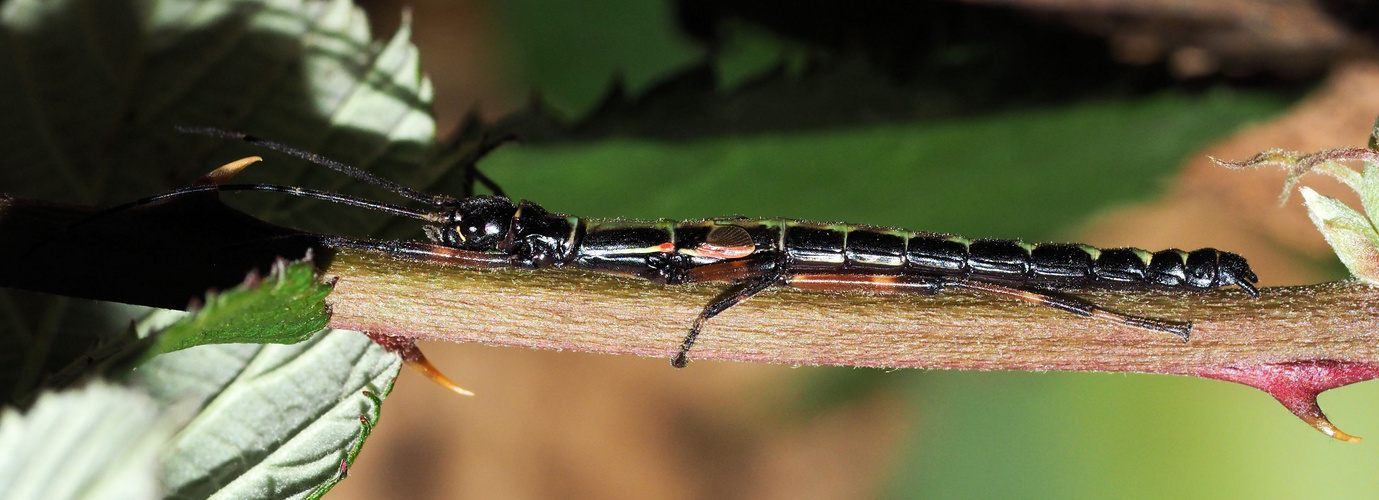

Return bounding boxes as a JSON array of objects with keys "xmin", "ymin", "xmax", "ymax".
[{"xmin": 332, "ymin": 1, "xmax": 1379, "ymax": 499}]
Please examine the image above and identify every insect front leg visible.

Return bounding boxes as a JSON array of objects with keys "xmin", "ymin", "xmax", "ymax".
[
  {"xmin": 674, "ymin": 269, "xmax": 786, "ymax": 368},
  {"xmin": 786, "ymin": 273, "xmax": 947, "ymax": 295},
  {"xmin": 674, "ymin": 255, "xmax": 786, "ymax": 368}
]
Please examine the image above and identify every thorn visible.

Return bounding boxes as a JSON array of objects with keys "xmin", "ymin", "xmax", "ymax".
[
  {"xmin": 1298, "ymin": 414, "xmax": 1362, "ymax": 443},
  {"xmin": 1199, "ymin": 360, "xmax": 1379, "ymax": 443},
  {"xmin": 403, "ymin": 355, "xmax": 475, "ymax": 396},
  {"xmin": 364, "ymin": 332, "xmax": 474, "ymax": 396},
  {"xmin": 193, "ymin": 156, "xmax": 262, "ymax": 186}
]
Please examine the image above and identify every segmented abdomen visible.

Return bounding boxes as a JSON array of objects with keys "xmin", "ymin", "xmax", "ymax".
[
  {"xmin": 565, "ymin": 218, "xmax": 1259, "ymax": 294},
  {"xmin": 778, "ymin": 222, "xmax": 1259, "ymax": 294}
]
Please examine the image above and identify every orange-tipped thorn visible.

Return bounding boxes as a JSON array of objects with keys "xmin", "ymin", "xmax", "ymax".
[
  {"xmin": 364, "ymin": 331, "xmax": 474, "ymax": 396},
  {"xmin": 403, "ymin": 356, "xmax": 474, "ymax": 396},
  {"xmin": 1199, "ymin": 360, "xmax": 1379, "ymax": 443},
  {"xmin": 1299, "ymin": 415, "xmax": 1362, "ymax": 443},
  {"xmin": 194, "ymin": 156, "xmax": 262, "ymax": 186}
]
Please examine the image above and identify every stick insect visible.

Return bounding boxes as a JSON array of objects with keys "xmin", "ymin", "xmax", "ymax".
[{"xmin": 113, "ymin": 128, "xmax": 1260, "ymax": 368}]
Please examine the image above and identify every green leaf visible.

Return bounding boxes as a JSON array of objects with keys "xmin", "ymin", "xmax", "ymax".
[
  {"xmin": 0, "ymin": 0, "xmax": 431, "ymax": 376},
  {"xmin": 0, "ymin": 297, "xmax": 148, "ymax": 406},
  {"xmin": 0, "ymin": 0, "xmax": 439, "ymax": 232},
  {"xmin": 150, "ymin": 259, "xmax": 332, "ymax": 356},
  {"xmin": 131, "ymin": 330, "xmax": 401, "ymax": 500},
  {"xmin": 1359, "ymin": 161, "xmax": 1379, "ymax": 226},
  {"xmin": 2, "ymin": 0, "xmax": 429, "ymax": 497},
  {"xmin": 0, "ymin": 381, "xmax": 185, "ymax": 500},
  {"xmin": 493, "ymin": 0, "xmax": 702, "ymax": 120},
  {"xmin": 1369, "ymin": 115, "xmax": 1379, "ymax": 150},
  {"xmin": 1299, "ymin": 186, "xmax": 1379, "ymax": 284},
  {"xmin": 712, "ymin": 20, "xmax": 808, "ymax": 90},
  {"xmin": 478, "ymin": 90, "xmax": 1291, "ymax": 240}
]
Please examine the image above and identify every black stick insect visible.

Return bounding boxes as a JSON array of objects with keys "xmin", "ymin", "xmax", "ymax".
[{"xmin": 120, "ymin": 127, "xmax": 1261, "ymax": 368}]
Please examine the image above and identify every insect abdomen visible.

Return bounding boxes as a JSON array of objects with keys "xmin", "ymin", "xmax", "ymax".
[
  {"xmin": 904, "ymin": 234, "xmax": 1258, "ymax": 294},
  {"xmin": 774, "ymin": 224, "xmax": 1258, "ymax": 293}
]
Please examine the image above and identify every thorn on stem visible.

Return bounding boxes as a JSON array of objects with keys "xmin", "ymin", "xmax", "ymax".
[
  {"xmin": 194, "ymin": 156, "xmax": 263, "ymax": 186},
  {"xmin": 365, "ymin": 332, "xmax": 474, "ymax": 396},
  {"xmin": 1199, "ymin": 360, "xmax": 1379, "ymax": 443}
]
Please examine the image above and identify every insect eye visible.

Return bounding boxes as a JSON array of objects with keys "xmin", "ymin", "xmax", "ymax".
[
  {"xmin": 459, "ymin": 220, "xmax": 506, "ymax": 247},
  {"xmin": 448, "ymin": 196, "xmax": 516, "ymax": 249},
  {"xmin": 441, "ymin": 230, "xmax": 463, "ymax": 247},
  {"xmin": 465, "ymin": 221, "xmax": 495, "ymax": 238}
]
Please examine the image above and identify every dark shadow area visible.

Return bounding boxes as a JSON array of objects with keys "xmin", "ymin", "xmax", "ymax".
[
  {"xmin": 0, "ymin": 0, "xmax": 435, "ymax": 407},
  {"xmin": 464, "ymin": 0, "xmax": 1317, "ymax": 144}
]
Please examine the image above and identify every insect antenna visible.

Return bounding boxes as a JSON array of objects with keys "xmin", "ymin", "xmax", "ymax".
[
  {"xmin": 174, "ymin": 126, "xmax": 458, "ymax": 207},
  {"xmin": 90, "ymin": 183, "xmax": 447, "ymax": 224},
  {"xmin": 24, "ymin": 179, "xmax": 444, "ymax": 259}
]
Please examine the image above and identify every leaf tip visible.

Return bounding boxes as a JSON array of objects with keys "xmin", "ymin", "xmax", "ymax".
[{"xmin": 1297, "ymin": 187, "xmax": 1379, "ymax": 284}]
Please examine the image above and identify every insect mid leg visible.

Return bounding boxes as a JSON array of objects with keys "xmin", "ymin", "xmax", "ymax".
[
  {"xmin": 786, "ymin": 273, "xmax": 946, "ymax": 294},
  {"xmin": 674, "ymin": 271, "xmax": 784, "ymax": 368},
  {"xmin": 437, "ymin": 130, "xmax": 518, "ymax": 197},
  {"xmin": 462, "ymin": 134, "xmax": 517, "ymax": 198},
  {"xmin": 953, "ymin": 280, "xmax": 1192, "ymax": 340}
]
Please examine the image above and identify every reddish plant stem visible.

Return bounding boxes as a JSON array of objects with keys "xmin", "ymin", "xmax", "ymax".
[
  {"xmin": 322, "ymin": 246, "xmax": 1379, "ymax": 440},
  {"xmin": 324, "ymin": 248, "xmax": 1379, "ymax": 371}
]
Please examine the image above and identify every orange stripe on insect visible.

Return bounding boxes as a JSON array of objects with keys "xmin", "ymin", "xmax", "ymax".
[{"xmin": 691, "ymin": 242, "xmax": 755, "ymax": 259}]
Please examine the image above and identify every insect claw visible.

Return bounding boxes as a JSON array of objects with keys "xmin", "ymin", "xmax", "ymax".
[{"xmin": 1171, "ymin": 321, "xmax": 1192, "ymax": 342}]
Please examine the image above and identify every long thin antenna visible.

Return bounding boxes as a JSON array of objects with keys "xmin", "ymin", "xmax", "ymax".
[
  {"xmin": 174, "ymin": 126, "xmax": 457, "ymax": 206},
  {"xmin": 84, "ymin": 184, "xmax": 446, "ymax": 226}
]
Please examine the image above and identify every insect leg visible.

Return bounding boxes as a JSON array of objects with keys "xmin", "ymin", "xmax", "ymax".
[
  {"xmin": 953, "ymin": 280, "xmax": 1192, "ymax": 340},
  {"xmin": 460, "ymin": 133, "xmax": 518, "ymax": 198},
  {"xmin": 677, "ymin": 270, "xmax": 944, "ymax": 367},
  {"xmin": 434, "ymin": 130, "xmax": 518, "ymax": 197},
  {"xmin": 786, "ymin": 273, "xmax": 945, "ymax": 294},
  {"xmin": 674, "ymin": 269, "xmax": 785, "ymax": 368}
]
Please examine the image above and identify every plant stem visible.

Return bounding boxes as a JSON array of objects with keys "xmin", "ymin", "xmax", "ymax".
[
  {"xmin": 5, "ymin": 195, "xmax": 1376, "ymax": 440},
  {"xmin": 323, "ymin": 247, "xmax": 1379, "ymax": 373}
]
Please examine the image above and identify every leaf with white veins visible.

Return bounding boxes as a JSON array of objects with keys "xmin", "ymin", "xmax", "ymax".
[
  {"xmin": 0, "ymin": 382, "xmax": 186, "ymax": 500},
  {"xmin": 2, "ymin": 0, "xmax": 434, "ymax": 497},
  {"xmin": 132, "ymin": 330, "xmax": 401, "ymax": 500}
]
